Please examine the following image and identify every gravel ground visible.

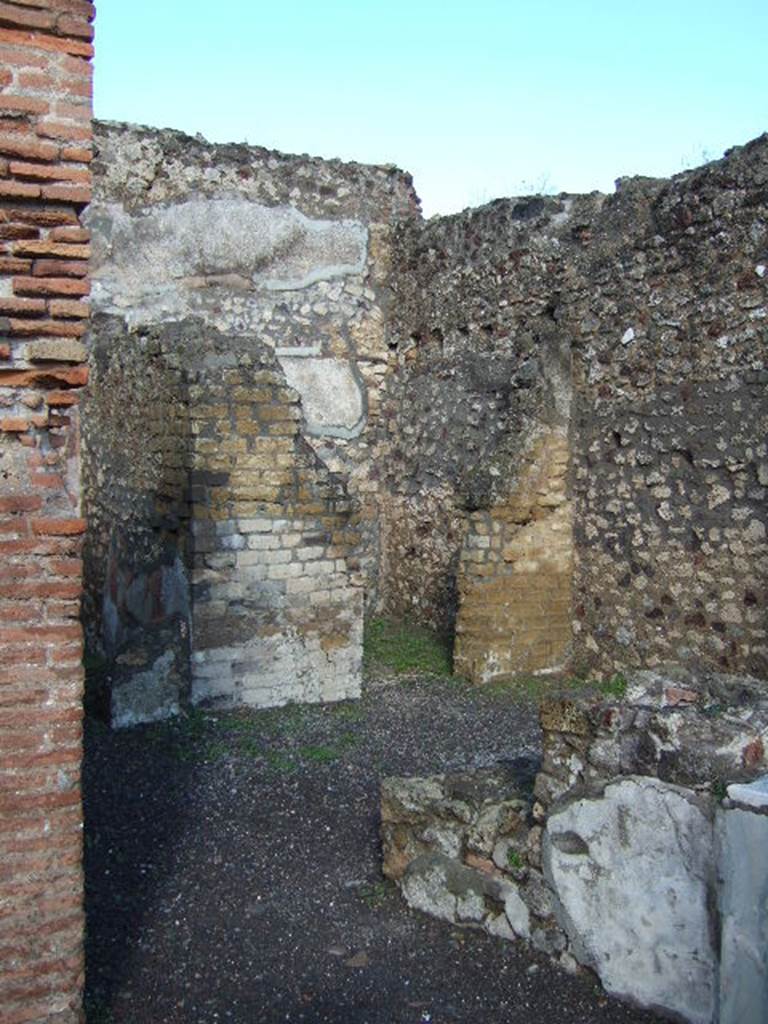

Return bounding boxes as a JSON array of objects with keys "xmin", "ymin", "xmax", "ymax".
[{"xmin": 83, "ymin": 671, "xmax": 663, "ymax": 1024}]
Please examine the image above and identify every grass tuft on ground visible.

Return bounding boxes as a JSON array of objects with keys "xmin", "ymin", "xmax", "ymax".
[
  {"xmin": 363, "ymin": 618, "xmax": 452, "ymax": 676},
  {"xmin": 475, "ymin": 670, "xmax": 629, "ymax": 704}
]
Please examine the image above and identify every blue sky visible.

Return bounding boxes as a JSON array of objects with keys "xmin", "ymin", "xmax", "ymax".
[{"xmin": 94, "ymin": 1, "xmax": 767, "ymax": 217}]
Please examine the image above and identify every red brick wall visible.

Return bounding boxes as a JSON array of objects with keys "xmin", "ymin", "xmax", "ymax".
[{"xmin": 0, "ymin": 3, "xmax": 94, "ymax": 1022}]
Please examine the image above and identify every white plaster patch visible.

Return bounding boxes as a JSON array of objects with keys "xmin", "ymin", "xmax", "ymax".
[
  {"xmin": 275, "ymin": 343, "xmax": 322, "ymax": 358},
  {"xmin": 86, "ymin": 198, "xmax": 367, "ymax": 323},
  {"xmin": 278, "ymin": 356, "xmax": 365, "ymax": 438},
  {"xmin": 111, "ymin": 650, "xmax": 180, "ymax": 728}
]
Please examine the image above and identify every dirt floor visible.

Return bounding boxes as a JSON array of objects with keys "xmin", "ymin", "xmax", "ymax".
[{"xmin": 82, "ymin": 669, "xmax": 664, "ymax": 1024}]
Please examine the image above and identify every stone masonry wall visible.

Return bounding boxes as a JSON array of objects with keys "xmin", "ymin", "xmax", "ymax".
[
  {"xmin": 85, "ymin": 124, "xmax": 768, "ymax": 683},
  {"xmin": 386, "ymin": 138, "xmax": 767, "ymax": 680},
  {"xmin": 82, "ymin": 316, "xmax": 191, "ymax": 727},
  {"xmin": 82, "ymin": 315, "xmax": 362, "ymax": 721},
  {"xmin": 186, "ymin": 328, "xmax": 362, "ymax": 709},
  {"xmin": 82, "ymin": 123, "xmax": 420, "ymax": 720},
  {"xmin": 0, "ymin": 2, "xmax": 94, "ymax": 1022},
  {"xmin": 567, "ymin": 140, "xmax": 768, "ymax": 678},
  {"xmin": 87, "ymin": 120, "xmax": 420, "ymax": 615},
  {"xmin": 383, "ymin": 196, "xmax": 584, "ymax": 634}
]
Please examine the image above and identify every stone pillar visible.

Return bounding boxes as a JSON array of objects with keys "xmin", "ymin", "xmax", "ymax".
[{"xmin": 454, "ymin": 430, "xmax": 573, "ymax": 683}]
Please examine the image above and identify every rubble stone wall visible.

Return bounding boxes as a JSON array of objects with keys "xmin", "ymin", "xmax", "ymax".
[
  {"xmin": 0, "ymin": 2, "xmax": 95, "ymax": 1021},
  {"xmin": 568, "ymin": 142, "xmax": 768, "ymax": 679},
  {"xmin": 83, "ymin": 130, "xmax": 768, "ymax": 701},
  {"xmin": 386, "ymin": 137, "xmax": 768, "ymax": 679},
  {"xmin": 382, "ymin": 196, "xmax": 580, "ymax": 634}
]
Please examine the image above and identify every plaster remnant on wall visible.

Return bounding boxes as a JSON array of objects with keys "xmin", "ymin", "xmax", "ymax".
[
  {"xmin": 278, "ymin": 356, "xmax": 366, "ymax": 438},
  {"xmin": 87, "ymin": 198, "xmax": 368, "ymax": 324}
]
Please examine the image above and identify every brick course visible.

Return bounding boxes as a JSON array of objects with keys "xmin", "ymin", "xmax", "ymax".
[{"xmin": 0, "ymin": 0, "xmax": 93, "ymax": 1021}]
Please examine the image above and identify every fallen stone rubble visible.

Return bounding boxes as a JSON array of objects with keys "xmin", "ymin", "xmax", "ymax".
[{"xmin": 382, "ymin": 667, "xmax": 768, "ymax": 1024}]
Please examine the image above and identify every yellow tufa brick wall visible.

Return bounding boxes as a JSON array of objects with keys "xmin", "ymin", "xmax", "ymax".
[
  {"xmin": 189, "ymin": 358, "xmax": 363, "ymax": 708},
  {"xmin": 454, "ymin": 430, "xmax": 572, "ymax": 682}
]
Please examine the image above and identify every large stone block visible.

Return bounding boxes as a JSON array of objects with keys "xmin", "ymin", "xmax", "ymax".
[
  {"xmin": 543, "ymin": 776, "xmax": 717, "ymax": 1024},
  {"xmin": 400, "ymin": 852, "xmax": 530, "ymax": 939},
  {"xmin": 381, "ymin": 760, "xmax": 563, "ymax": 949},
  {"xmin": 718, "ymin": 776, "xmax": 768, "ymax": 1024}
]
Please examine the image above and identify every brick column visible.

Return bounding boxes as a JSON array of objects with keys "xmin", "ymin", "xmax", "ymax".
[{"xmin": 0, "ymin": 3, "xmax": 94, "ymax": 1022}]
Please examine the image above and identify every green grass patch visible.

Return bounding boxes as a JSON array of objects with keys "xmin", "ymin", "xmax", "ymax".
[
  {"xmin": 332, "ymin": 701, "xmax": 366, "ymax": 722},
  {"xmin": 597, "ymin": 673, "xmax": 628, "ymax": 699},
  {"xmin": 712, "ymin": 778, "xmax": 728, "ymax": 802},
  {"xmin": 300, "ymin": 744, "xmax": 340, "ymax": 764},
  {"xmin": 259, "ymin": 702, "xmax": 308, "ymax": 737},
  {"xmin": 238, "ymin": 737, "xmax": 262, "ymax": 758},
  {"xmin": 200, "ymin": 738, "xmax": 229, "ymax": 762},
  {"xmin": 473, "ymin": 670, "xmax": 630, "ymax": 705},
  {"xmin": 363, "ymin": 618, "xmax": 452, "ymax": 676},
  {"xmin": 507, "ymin": 848, "xmax": 524, "ymax": 870},
  {"xmin": 264, "ymin": 750, "xmax": 296, "ymax": 774},
  {"xmin": 358, "ymin": 880, "xmax": 390, "ymax": 909},
  {"xmin": 180, "ymin": 706, "xmax": 213, "ymax": 741},
  {"xmin": 478, "ymin": 673, "xmax": 581, "ymax": 702},
  {"xmin": 143, "ymin": 707, "xmax": 268, "ymax": 764},
  {"xmin": 141, "ymin": 701, "xmax": 366, "ymax": 771}
]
